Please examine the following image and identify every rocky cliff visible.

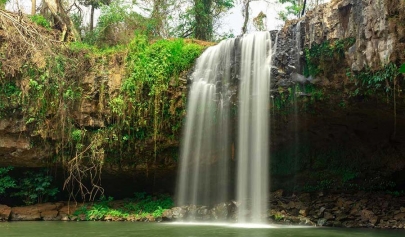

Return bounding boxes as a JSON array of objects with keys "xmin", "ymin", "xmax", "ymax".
[
  {"xmin": 274, "ymin": 0, "xmax": 405, "ymax": 85},
  {"xmin": 270, "ymin": 0, "xmax": 405, "ymax": 192}
]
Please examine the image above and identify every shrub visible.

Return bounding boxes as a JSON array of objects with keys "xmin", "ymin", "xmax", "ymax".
[
  {"xmin": 12, "ymin": 170, "xmax": 58, "ymax": 205},
  {"xmin": 0, "ymin": 166, "xmax": 16, "ymax": 195}
]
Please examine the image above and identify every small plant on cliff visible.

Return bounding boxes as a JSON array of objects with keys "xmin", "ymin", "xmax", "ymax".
[
  {"xmin": 347, "ymin": 63, "xmax": 398, "ymax": 97},
  {"xmin": 0, "ymin": 166, "xmax": 16, "ymax": 195},
  {"xmin": 12, "ymin": 170, "xmax": 58, "ymax": 205},
  {"xmin": 303, "ymin": 38, "xmax": 355, "ymax": 77}
]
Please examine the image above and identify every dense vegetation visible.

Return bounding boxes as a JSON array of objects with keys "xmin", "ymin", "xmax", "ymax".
[{"xmin": 0, "ymin": 7, "xmax": 206, "ymax": 203}]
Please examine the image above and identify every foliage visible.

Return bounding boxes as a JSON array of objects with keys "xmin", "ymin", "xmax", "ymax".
[
  {"xmin": 347, "ymin": 63, "xmax": 398, "ymax": 97},
  {"xmin": 273, "ymin": 212, "xmax": 285, "ymax": 221},
  {"xmin": 277, "ymin": 0, "xmax": 303, "ymax": 21},
  {"xmin": 1, "ymin": 9, "xmax": 203, "ymax": 200},
  {"xmin": 387, "ymin": 190, "xmax": 405, "ymax": 197},
  {"xmin": 126, "ymin": 192, "xmax": 173, "ymax": 214},
  {"xmin": 71, "ymin": 12, "xmax": 84, "ymax": 32},
  {"xmin": 303, "ymin": 37, "xmax": 356, "ymax": 77},
  {"xmin": 170, "ymin": 0, "xmax": 234, "ymax": 40},
  {"xmin": 0, "ymin": 0, "xmax": 8, "ymax": 7},
  {"xmin": 0, "ymin": 166, "xmax": 16, "ymax": 195},
  {"xmin": 72, "ymin": 194, "xmax": 173, "ymax": 220},
  {"xmin": 83, "ymin": 0, "xmax": 156, "ymax": 46},
  {"xmin": 12, "ymin": 170, "xmax": 58, "ymax": 205},
  {"xmin": 79, "ymin": 0, "xmax": 110, "ymax": 9},
  {"xmin": 0, "ymin": 81, "xmax": 21, "ymax": 117},
  {"xmin": 399, "ymin": 63, "xmax": 405, "ymax": 73},
  {"xmin": 29, "ymin": 15, "xmax": 51, "ymax": 30}
]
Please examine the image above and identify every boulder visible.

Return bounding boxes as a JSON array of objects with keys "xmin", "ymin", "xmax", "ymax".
[
  {"xmin": 162, "ymin": 209, "xmax": 173, "ymax": 220},
  {"xmin": 41, "ymin": 210, "xmax": 60, "ymax": 221},
  {"xmin": 171, "ymin": 207, "xmax": 186, "ymax": 219},
  {"xmin": 324, "ymin": 212, "xmax": 334, "ymax": 221},
  {"xmin": 299, "ymin": 208, "xmax": 309, "ymax": 217},
  {"xmin": 360, "ymin": 209, "xmax": 378, "ymax": 225},
  {"xmin": 273, "ymin": 189, "xmax": 284, "ymax": 198},
  {"xmin": 0, "ymin": 204, "xmax": 11, "ymax": 221},
  {"xmin": 394, "ymin": 212, "xmax": 405, "ymax": 221},
  {"xmin": 317, "ymin": 218, "xmax": 327, "ymax": 226},
  {"xmin": 318, "ymin": 207, "xmax": 326, "ymax": 216},
  {"xmin": 11, "ymin": 206, "xmax": 41, "ymax": 221}
]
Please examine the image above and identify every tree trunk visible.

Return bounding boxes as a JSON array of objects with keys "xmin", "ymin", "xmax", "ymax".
[
  {"xmin": 32, "ymin": 0, "xmax": 37, "ymax": 15},
  {"xmin": 241, "ymin": 0, "xmax": 250, "ymax": 35},
  {"xmin": 90, "ymin": 4, "xmax": 94, "ymax": 32},
  {"xmin": 301, "ymin": 0, "xmax": 307, "ymax": 16},
  {"xmin": 43, "ymin": 0, "xmax": 81, "ymax": 41},
  {"xmin": 194, "ymin": 0, "xmax": 213, "ymax": 41},
  {"xmin": 151, "ymin": 0, "xmax": 165, "ymax": 37}
]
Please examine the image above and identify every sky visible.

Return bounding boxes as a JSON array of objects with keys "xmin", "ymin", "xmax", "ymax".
[{"xmin": 5, "ymin": 0, "xmax": 329, "ymax": 37}]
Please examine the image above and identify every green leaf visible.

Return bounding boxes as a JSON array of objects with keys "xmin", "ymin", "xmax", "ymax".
[{"xmin": 399, "ymin": 63, "xmax": 405, "ymax": 73}]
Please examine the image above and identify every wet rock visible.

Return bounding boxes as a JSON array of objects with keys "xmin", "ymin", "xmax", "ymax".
[
  {"xmin": 211, "ymin": 202, "xmax": 229, "ymax": 220},
  {"xmin": 318, "ymin": 207, "xmax": 326, "ymax": 216},
  {"xmin": 317, "ymin": 218, "xmax": 327, "ymax": 226},
  {"xmin": 299, "ymin": 209, "xmax": 309, "ymax": 217},
  {"xmin": 324, "ymin": 212, "xmax": 334, "ymax": 221},
  {"xmin": 171, "ymin": 207, "xmax": 186, "ymax": 219},
  {"xmin": 162, "ymin": 209, "xmax": 173, "ymax": 220}
]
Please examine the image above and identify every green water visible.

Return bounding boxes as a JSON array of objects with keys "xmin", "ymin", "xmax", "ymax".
[{"xmin": 0, "ymin": 222, "xmax": 404, "ymax": 237}]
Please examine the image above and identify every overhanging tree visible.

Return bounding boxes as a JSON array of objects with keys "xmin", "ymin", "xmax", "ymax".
[{"xmin": 43, "ymin": 0, "xmax": 81, "ymax": 41}]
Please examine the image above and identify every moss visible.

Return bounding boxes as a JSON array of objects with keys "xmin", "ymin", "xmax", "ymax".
[{"xmin": 303, "ymin": 37, "xmax": 356, "ymax": 77}]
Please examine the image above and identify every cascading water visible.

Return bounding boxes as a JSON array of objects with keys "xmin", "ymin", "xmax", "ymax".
[
  {"xmin": 237, "ymin": 32, "xmax": 271, "ymax": 223},
  {"xmin": 176, "ymin": 39, "xmax": 235, "ymax": 208},
  {"xmin": 176, "ymin": 32, "xmax": 273, "ymax": 224}
]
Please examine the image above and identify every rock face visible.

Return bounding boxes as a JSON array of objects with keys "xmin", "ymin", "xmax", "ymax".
[
  {"xmin": 10, "ymin": 203, "xmax": 64, "ymax": 221},
  {"xmin": 0, "ymin": 118, "xmax": 52, "ymax": 167},
  {"xmin": 273, "ymin": 0, "xmax": 405, "ymax": 85},
  {"xmin": 1, "ymin": 0, "xmax": 403, "ymax": 168},
  {"xmin": 307, "ymin": 0, "xmax": 402, "ymax": 71}
]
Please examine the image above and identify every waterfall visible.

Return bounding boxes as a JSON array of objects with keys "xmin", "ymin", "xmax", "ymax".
[
  {"xmin": 176, "ymin": 32, "xmax": 272, "ymax": 224},
  {"xmin": 237, "ymin": 32, "xmax": 271, "ymax": 223},
  {"xmin": 176, "ymin": 39, "xmax": 235, "ymax": 208}
]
